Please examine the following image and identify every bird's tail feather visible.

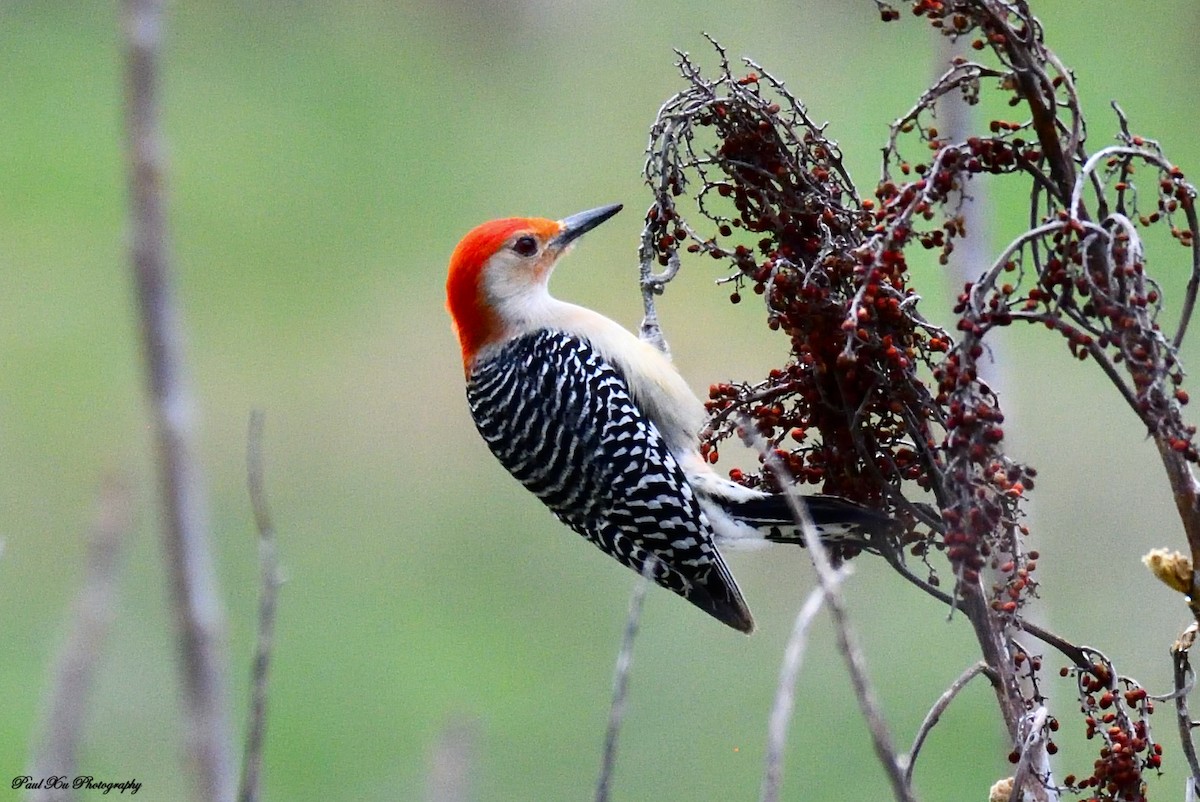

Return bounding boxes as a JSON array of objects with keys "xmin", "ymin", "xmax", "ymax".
[{"xmin": 716, "ymin": 493, "xmax": 895, "ymax": 544}]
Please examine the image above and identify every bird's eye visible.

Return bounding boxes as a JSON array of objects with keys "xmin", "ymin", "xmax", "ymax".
[{"xmin": 512, "ymin": 236, "xmax": 539, "ymax": 257}]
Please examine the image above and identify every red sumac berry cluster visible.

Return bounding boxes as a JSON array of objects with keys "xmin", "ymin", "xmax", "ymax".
[
  {"xmin": 642, "ymin": 45, "xmax": 944, "ymax": 556},
  {"xmin": 1057, "ymin": 659, "xmax": 1160, "ymax": 801}
]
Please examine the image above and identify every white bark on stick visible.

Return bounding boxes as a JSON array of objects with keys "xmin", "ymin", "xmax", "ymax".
[
  {"xmin": 27, "ymin": 479, "xmax": 133, "ymax": 802},
  {"xmin": 121, "ymin": 2, "xmax": 234, "ymax": 799},
  {"xmin": 594, "ymin": 559, "xmax": 655, "ymax": 802}
]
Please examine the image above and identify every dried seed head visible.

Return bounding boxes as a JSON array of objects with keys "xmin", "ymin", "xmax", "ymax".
[{"xmin": 1141, "ymin": 548, "xmax": 1192, "ymax": 594}]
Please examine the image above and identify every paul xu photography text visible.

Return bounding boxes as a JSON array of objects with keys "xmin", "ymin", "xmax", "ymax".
[{"xmin": 11, "ymin": 776, "xmax": 141, "ymax": 795}]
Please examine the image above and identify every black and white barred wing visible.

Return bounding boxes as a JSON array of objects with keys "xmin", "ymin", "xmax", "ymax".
[{"xmin": 466, "ymin": 330, "xmax": 753, "ymax": 632}]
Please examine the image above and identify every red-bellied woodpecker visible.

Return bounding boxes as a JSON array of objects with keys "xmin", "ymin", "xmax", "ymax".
[{"xmin": 445, "ymin": 203, "xmax": 891, "ymax": 633}]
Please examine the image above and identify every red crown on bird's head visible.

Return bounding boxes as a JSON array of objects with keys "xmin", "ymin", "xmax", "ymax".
[{"xmin": 445, "ymin": 216, "xmax": 561, "ymax": 370}]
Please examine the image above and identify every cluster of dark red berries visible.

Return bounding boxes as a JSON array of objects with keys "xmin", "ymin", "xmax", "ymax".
[
  {"xmin": 649, "ymin": 7, "xmax": 1198, "ymax": 581},
  {"xmin": 644, "ymin": 60, "xmax": 944, "ymax": 533},
  {"xmin": 876, "ymin": 2, "xmax": 1199, "ymax": 472},
  {"xmin": 645, "ymin": 7, "xmax": 1197, "ymax": 796},
  {"xmin": 877, "ymin": 0, "xmax": 1033, "ymax": 49},
  {"xmin": 960, "ymin": 191, "xmax": 1199, "ymax": 468},
  {"xmin": 932, "ymin": 338, "xmax": 1032, "ymax": 580},
  {"xmin": 988, "ymin": 548, "xmax": 1038, "ymax": 615},
  {"xmin": 866, "ymin": 121, "xmax": 1054, "ymax": 579},
  {"xmin": 865, "ymin": 142, "xmax": 1043, "ymax": 580},
  {"xmin": 866, "ymin": 16, "xmax": 1199, "ymax": 581},
  {"xmin": 877, "ymin": 132, "xmax": 1049, "ymax": 266},
  {"xmin": 1056, "ymin": 661, "xmax": 1159, "ymax": 800}
]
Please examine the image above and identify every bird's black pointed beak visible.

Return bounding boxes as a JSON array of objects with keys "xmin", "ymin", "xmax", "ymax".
[{"xmin": 551, "ymin": 203, "xmax": 623, "ymax": 248}]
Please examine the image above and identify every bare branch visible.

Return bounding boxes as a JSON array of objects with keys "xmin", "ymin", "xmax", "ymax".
[
  {"xmin": 238, "ymin": 411, "xmax": 284, "ymax": 802},
  {"xmin": 121, "ymin": 0, "xmax": 234, "ymax": 797},
  {"xmin": 1006, "ymin": 311, "xmax": 1142, "ymax": 417},
  {"xmin": 1174, "ymin": 625, "xmax": 1200, "ymax": 794},
  {"xmin": 1175, "ymin": 190, "xmax": 1200, "ymax": 348},
  {"xmin": 27, "ymin": 479, "xmax": 133, "ymax": 802},
  {"xmin": 904, "ymin": 661, "xmax": 994, "ymax": 787},
  {"xmin": 1072, "ymin": 145, "xmax": 1170, "ymax": 219},
  {"xmin": 424, "ymin": 718, "xmax": 478, "ymax": 802},
  {"xmin": 883, "ymin": 60, "xmax": 1002, "ymax": 182},
  {"xmin": 594, "ymin": 558, "xmax": 656, "ymax": 802},
  {"xmin": 957, "ymin": 582, "xmax": 1025, "ymax": 743},
  {"xmin": 758, "ymin": 443, "xmax": 914, "ymax": 802},
  {"xmin": 638, "ymin": 242, "xmax": 679, "ymax": 356},
  {"xmin": 760, "ymin": 579, "xmax": 839, "ymax": 802},
  {"xmin": 1007, "ymin": 706, "xmax": 1051, "ymax": 802}
]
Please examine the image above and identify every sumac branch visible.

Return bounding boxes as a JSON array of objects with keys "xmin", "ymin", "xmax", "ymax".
[{"xmin": 638, "ymin": 1, "xmax": 1199, "ymax": 799}]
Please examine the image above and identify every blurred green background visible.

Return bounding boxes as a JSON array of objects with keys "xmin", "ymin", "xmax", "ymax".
[{"xmin": 2, "ymin": 1, "xmax": 1198, "ymax": 799}]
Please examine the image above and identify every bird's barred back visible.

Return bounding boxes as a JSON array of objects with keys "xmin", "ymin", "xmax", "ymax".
[{"xmin": 466, "ymin": 330, "xmax": 748, "ymax": 625}]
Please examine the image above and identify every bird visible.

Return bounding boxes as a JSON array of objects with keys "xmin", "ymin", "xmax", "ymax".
[{"xmin": 445, "ymin": 203, "xmax": 893, "ymax": 633}]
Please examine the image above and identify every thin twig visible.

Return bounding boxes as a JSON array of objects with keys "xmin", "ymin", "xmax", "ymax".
[
  {"xmin": 27, "ymin": 479, "xmax": 133, "ymax": 802},
  {"xmin": 1006, "ymin": 311, "xmax": 1142, "ymax": 418},
  {"xmin": 882, "ymin": 60, "xmax": 1003, "ymax": 182},
  {"xmin": 594, "ymin": 558, "xmax": 656, "ymax": 802},
  {"xmin": 760, "ymin": 580, "xmax": 839, "ymax": 802},
  {"xmin": 1071, "ymin": 145, "xmax": 1174, "ymax": 220},
  {"xmin": 1007, "ymin": 706, "xmax": 1051, "ymax": 802},
  {"xmin": 880, "ymin": 544, "xmax": 1090, "ymax": 669},
  {"xmin": 424, "ymin": 718, "xmax": 478, "ymax": 802},
  {"xmin": 937, "ymin": 34, "xmax": 1000, "ymax": 394},
  {"xmin": 638, "ymin": 235, "xmax": 679, "ymax": 356},
  {"xmin": 1174, "ymin": 625, "xmax": 1200, "ymax": 795},
  {"xmin": 756, "ymin": 442, "xmax": 915, "ymax": 802},
  {"xmin": 122, "ymin": 1, "xmax": 234, "ymax": 798},
  {"xmin": 238, "ymin": 411, "xmax": 283, "ymax": 802},
  {"xmin": 904, "ymin": 661, "xmax": 994, "ymax": 787},
  {"xmin": 968, "ymin": 221, "xmax": 1065, "ymax": 314},
  {"xmin": 1173, "ymin": 192, "xmax": 1200, "ymax": 349}
]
